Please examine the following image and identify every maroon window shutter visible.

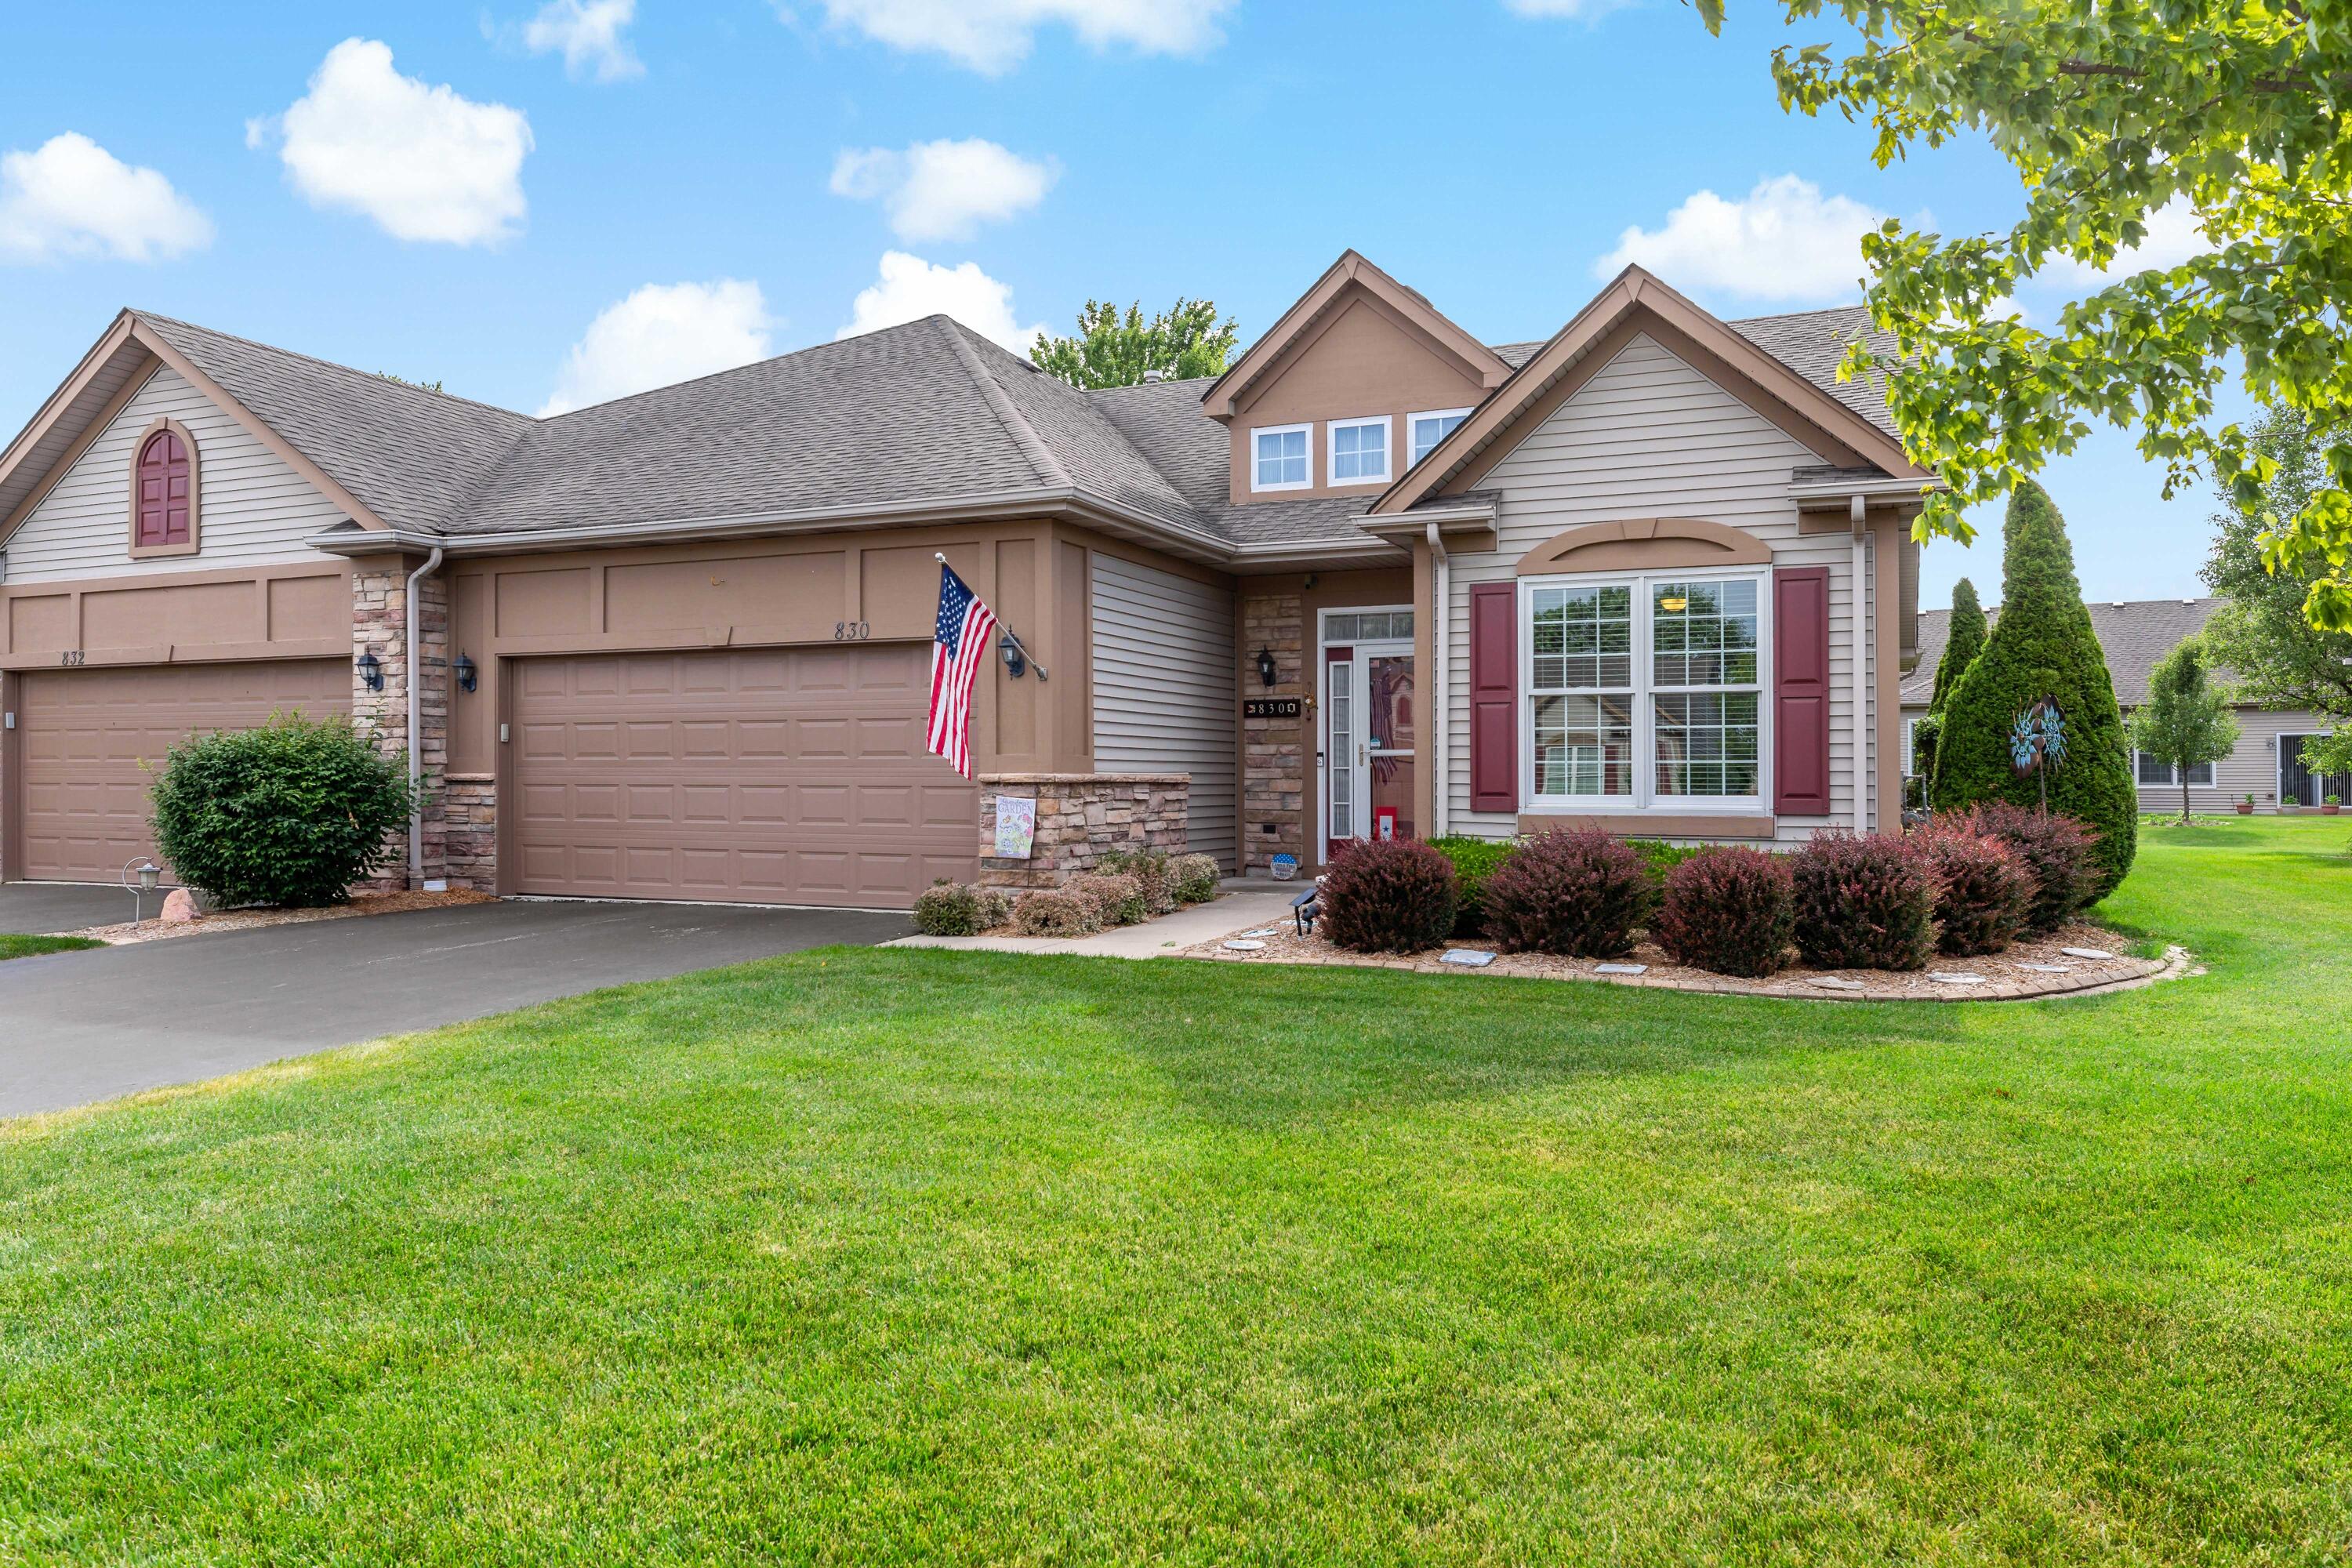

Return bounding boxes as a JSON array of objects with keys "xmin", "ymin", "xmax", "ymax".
[
  {"xmin": 1468, "ymin": 582, "xmax": 1518, "ymax": 814},
  {"xmin": 1773, "ymin": 565, "xmax": 1832, "ymax": 815}
]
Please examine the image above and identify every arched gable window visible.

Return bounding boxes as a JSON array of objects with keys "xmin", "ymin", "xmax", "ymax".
[{"xmin": 129, "ymin": 419, "xmax": 200, "ymax": 557}]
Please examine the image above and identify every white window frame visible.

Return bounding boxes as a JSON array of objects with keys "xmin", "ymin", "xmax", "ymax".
[
  {"xmin": 1901, "ymin": 716, "xmax": 1918, "ymax": 777},
  {"xmin": 2134, "ymin": 750, "xmax": 2216, "ymax": 789},
  {"xmin": 1324, "ymin": 416, "xmax": 1393, "ymax": 487},
  {"xmin": 1250, "ymin": 423, "xmax": 1313, "ymax": 493},
  {"xmin": 1407, "ymin": 408, "xmax": 1472, "ymax": 469},
  {"xmin": 1519, "ymin": 567, "xmax": 1773, "ymax": 817}
]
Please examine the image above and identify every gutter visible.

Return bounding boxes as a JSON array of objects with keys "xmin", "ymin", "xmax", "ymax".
[
  {"xmin": 1428, "ymin": 520, "xmax": 1450, "ymax": 840},
  {"xmin": 1849, "ymin": 493, "xmax": 1870, "ymax": 835},
  {"xmin": 405, "ymin": 546, "xmax": 444, "ymax": 889}
]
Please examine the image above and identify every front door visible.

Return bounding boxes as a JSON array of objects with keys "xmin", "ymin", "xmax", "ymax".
[{"xmin": 1323, "ymin": 637, "xmax": 1417, "ymax": 857}]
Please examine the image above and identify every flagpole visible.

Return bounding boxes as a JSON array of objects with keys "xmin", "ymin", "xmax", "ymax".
[{"xmin": 936, "ymin": 552, "xmax": 1050, "ymax": 681}]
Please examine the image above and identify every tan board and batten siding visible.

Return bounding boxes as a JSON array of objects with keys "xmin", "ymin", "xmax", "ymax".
[
  {"xmin": 1443, "ymin": 333, "xmax": 1878, "ymax": 840},
  {"xmin": 4, "ymin": 365, "xmax": 345, "ymax": 582},
  {"xmin": 1089, "ymin": 552, "xmax": 1240, "ymax": 866}
]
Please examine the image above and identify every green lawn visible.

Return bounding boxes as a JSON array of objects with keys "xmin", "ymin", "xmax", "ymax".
[
  {"xmin": 0, "ymin": 935, "xmax": 103, "ymax": 962},
  {"xmin": 3, "ymin": 820, "xmax": 2348, "ymax": 1565}
]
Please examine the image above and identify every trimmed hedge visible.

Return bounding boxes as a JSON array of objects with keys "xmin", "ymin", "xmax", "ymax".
[
  {"xmin": 1321, "ymin": 839, "xmax": 1459, "ymax": 954},
  {"xmin": 1915, "ymin": 825, "xmax": 2034, "ymax": 956},
  {"xmin": 1791, "ymin": 831, "xmax": 1938, "ymax": 971},
  {"xmin": 1627, "ymin": 839, "xmax": 1705, "ymax": 887},
  {"xmin": 150, "ymin": 713, "xmax": 414, "ymax": 909},
  {"xmin": 1653, "ymin": 848, "xmax": 1795, "ymax": 978},
  {"xmin": 1169, "ymin": 854, "xmax": 1222, "ymax": 905},
  {"xmin": 1929, "ymin": 481, "xmax": 2137, "ymax": 898},
  {"xmin": 1480, "ymin": 829, "xmax": 1650, "ymax": 959},
  {"xmin": 1011, "ymin": 889, "xmax": 1098, "ymax": 937},
  {"xmin": 912, "ymin": 882, "xmax": 1012, "ymax": 937},
  {"xmin": 1427, "ymin": 836, "xmax": 1516, "ymax": 938},
  {"xmin": 1098, "ymin": 849, "xmax": 1176, "ymax": 915},
  {"xmin": 1068, "ymin": 873, "xmax": 1147, "ymax": 927}
]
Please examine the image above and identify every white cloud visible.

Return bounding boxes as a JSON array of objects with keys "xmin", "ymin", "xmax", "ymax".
[
  {"xmin": 523, "ymin": 0, "xmax": 644, "ymax": 81},
  {"xmin": 1596, "ymin": 174, "xmax": 1893, "ymax": 303},
  {"xmin": 540, "ymin": 280, "xmax": 775, "ymax": 416},
  {"xmin": 795, "ymin": 0, "xmax": 1234, "ymax": 73},
  {"xmin": 2042, "ymin": 197, "xmax": 2207, "ymax": 285},
  {"xmin": 1503, "ymin": 0, "xmax": 1638, "ymax": 20},
  {"xmin": 829, "ymin": 139, "xmax": 1058, "ymax": 242},
  {"xmin": 837, "ymin": 251, "xmax": 1046, "ymax": 354},
  {"xmin": 253, "ymin": 38, "xmax": 532, "ymax": 246},
  {"xmin": 0, "ymin": 133, "xmax": 212, "ymax": 263}
]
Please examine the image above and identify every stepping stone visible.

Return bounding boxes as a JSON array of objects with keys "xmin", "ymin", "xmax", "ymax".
[
  {"xmin": 1808, "ymin": 977, "xmax": 1866, "ymax": 991},
  {"xmin": 1929, "ymin": 972, "xmax": 1987, "ymax": 985},
  {"xmin": 1221, "ymin": 939, "xmax": 1266, "ymax": 952},
  {"xmin": 1441, "ymin": 949, "xmax": 1497, "ymax": 967},
  {"xmin": 1236, "ymin": 928, "xmax": 1280, "ymax": 938},
  {"xmin": 2014, "ymin": 962, "xmax": 2072, "ymax": 974},
  {"xmin": 2060, "ymin": 946, "xmax": 2115, "ymax": 960},
  {"xmin": 1595, "ymin": 963, "xmax": 1648, "ymax": 976}
]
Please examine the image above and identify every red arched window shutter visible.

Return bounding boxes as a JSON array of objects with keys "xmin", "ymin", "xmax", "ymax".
[
  {"xmin": 1468, "ymin": 582, "xmax": 1518, "ymax": 814},
  {"xmin": 136, "ymin": 430, "xmax": 192, "ymax": 547},
  {"xmin": 1773, "ymin": 565, "xmax": 1832, "ymax": 815}
]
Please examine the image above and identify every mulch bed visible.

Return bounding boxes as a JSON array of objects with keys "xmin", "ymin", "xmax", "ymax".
[
  {"xmin": 71, "ymin": 889, "xmax": 498, "ymax": 946},
  {"xmin": 1181, "ymin": 917, "xmax": 2189, "ymax": 1002}
]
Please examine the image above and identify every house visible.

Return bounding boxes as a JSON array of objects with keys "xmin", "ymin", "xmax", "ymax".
[
  {"xmin": 0, "ymin": 252, "xmax": 1933, "ymax": 909},
  {"xmin": 1900, "ymin": 597, "xmax": 2347, "ymax": 811}
]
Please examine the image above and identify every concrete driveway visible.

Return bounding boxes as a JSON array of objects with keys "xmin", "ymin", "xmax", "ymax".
[{"xmin": 0, "ymin": 891, "xmax": 907, "ymax": 1119}]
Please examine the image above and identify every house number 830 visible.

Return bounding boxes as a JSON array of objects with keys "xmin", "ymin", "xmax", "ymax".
[{"xmin": 833, "ymin": 621, "xmax": 870, "ymax": 641}]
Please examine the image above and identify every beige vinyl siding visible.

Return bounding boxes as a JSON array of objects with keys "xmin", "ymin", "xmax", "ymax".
[
  {"xmin": 1442, "ymin": 333, "xmax": 1878, "ymax": 843},
  {"xmin": 1090, "ymin": 552, "xmax": 1240, "ymax": 867},
  {"xmin": 2, "ymin": 365, "xmax": 343, "ymax": 584},
  {"xmin": 2136, "ymin": 706, "xmax": 2337, "ymax": 811}
]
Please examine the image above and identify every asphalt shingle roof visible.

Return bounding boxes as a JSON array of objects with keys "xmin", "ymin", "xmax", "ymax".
[
  {"xmin": 1728, "ymin": 306, "xmax": 1900, "ymax": 442},
  {"xmin": 1904, "ymin": 597, "xmax": 2227, "ymax": 708}
]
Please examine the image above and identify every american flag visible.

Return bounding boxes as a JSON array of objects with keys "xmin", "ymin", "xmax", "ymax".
[{"xmin": 927, "ymin": 562, "xmax": 999, "ymax": 779}]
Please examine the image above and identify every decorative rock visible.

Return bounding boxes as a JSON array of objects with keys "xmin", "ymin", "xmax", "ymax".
[
  {"xmin": 1808, "ymin": 976, "xmax": 1865, "ymax": 990},
  {"xmin": 159, "ymin": 888, "xmax": 198, "ymax": 924},
  {"xmin": 1441, "ymin": 949, "xmax": 1497, "ymax": 967},
  {"xmin": 1221, "ymin": 939, "xmax": 1266, "ymax": 952},
  {"xmin": 2060, "ymin": 946, "xmax": 2115, "ymax": 960},
  {"xmin": 1929, "ymin": 972, "xmax": 1987, "ymax": 985},
  {"xmin": 1595, "ymin": 962, "xmax": 1648, "ymax": 975}
]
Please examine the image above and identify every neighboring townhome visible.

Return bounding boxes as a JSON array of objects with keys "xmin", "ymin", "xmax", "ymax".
[
  {"xmin": 1901, "ymin": 597, "xmax": 2348, "ymax": 812},
  {"xmin": 0, "ymin": 252, "xmax": 1933, "ymax": 909}
]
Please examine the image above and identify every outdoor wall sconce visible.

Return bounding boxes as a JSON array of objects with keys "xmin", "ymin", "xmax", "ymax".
[
  {"xmin": 1256, "ymin": 647, "xmax": 1278, "ymax": 688},
  {"xmin": 455, "ymin": 653, "xmax": 478, "ymax": 694},
  {"xmin": 998, "ymin": 631, "xmax": 1027, "ymax": 678},
  {"xmin": 357, "ymin": 650, "xmax": 383, "ymax": 692}
]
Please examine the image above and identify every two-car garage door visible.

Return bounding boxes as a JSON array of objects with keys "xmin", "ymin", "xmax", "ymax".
[
  {"xmin": 510, "ymin": 644, "xmax": 977, "ymax": 908},
  {"xmin": 16, "ymin": 659, "xmax": 350, "ymax": 883}
]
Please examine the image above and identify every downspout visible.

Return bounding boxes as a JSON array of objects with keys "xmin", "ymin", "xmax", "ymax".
[
  {"xmin": 1849, "ymin": 495, "xmax": 1870, "ymax": 835},
  {"xmin": 1427, "ymin": 521, "xmax": 1450, "ymax": 840},
  {"xmin": 405, "ymin": 546, "xmax": 445, "ymax": 888}
]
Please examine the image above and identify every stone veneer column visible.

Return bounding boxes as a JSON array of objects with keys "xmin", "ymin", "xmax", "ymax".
[
  {"xmin": 976, "ymin": 774, "xmax": 1192, "ymax": 888},
  {"xmin": 1240, "ymin": 591, "xmax": 1305, "ymax": 873},
  {"xmin": 350, "ymin": 558, "xmax": 450, "ymax": 891}
]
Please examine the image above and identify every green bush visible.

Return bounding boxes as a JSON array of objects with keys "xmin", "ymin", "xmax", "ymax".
[
  {"xmin": 1627, "ymin": 839, "xmax": 1705, "ymax": 887},
  {"xmin": 1010, "ymin": 889, "xmax": 1098, "ymax": 938},
  {"xmin": 1168, "ymin": 854, "xmax": 1222, "ymax": 905},
  {"xmin": 1098, "ymin": 848, "xmax": 1176, "ymax": 914},
  {"xmin": 1427, "ymin": 836, "xmax": 1516, "ymax": 938},
  {"xmin": 913, "ymin": 881, "xmax": 1009, "ymax": 936},
  {"xmin": 150, "ymin": 714, "xmax": 414, "ymax": 909},
  {"xmin": 1929, "ymin": 481, "xmax": 2138, "ymax": 898},
  {"xmin": 1069, "ymin": 873, "xmax": 1148, "ymax": 927},
  {"xmin": 1930, "ymin": 577, "xmax": 1988, "ymax": 713}
]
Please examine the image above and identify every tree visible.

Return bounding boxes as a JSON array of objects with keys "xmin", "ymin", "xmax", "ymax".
[
  {"xmin": 1930, "ymin": 577, "xmax": 1987, "ymax": 713},
  {"xmin": 1930, "ymin": 480, "xmax": 2138, "ymax": 900},
  {"xmin": 2129, "ymin": 638, "xmax": 2242, "ymax": 824},
  {"xmin": 1030, "ymin": 298, "xmax": 1240, "ymax": 390},
  {"xmin": 1696, "ymin": 0, "xmax": 2352, "ymax": 633},
  {"xmin": 2201, "ymin": 407, "xmax": 2352, "ymax": 725}
]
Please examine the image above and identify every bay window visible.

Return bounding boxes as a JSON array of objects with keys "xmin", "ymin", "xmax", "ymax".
[{"xmin": 1525, "ymin": 572, "xmax": 1766, "ymax": 811}]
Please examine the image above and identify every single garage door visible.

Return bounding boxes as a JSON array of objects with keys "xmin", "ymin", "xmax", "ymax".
[
  {"xmin": 18, "ymin": 659, "xmax": 351, "ymax": 883},
  {"xmin": 512, "ymin": 644, "xmax": 978, "ymax": 909}
]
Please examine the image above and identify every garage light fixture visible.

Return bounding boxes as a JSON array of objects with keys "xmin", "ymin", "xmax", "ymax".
[
  {"xmin": 998, "ymin": 632, "xmax": 1026, "ymax": 679},
  {"xmin": 455, "ymin": 653, "xmax": 478, "ymax": 694},
  {"xmin": 358, "ymin": 650, "xmax": 383, "ymax": 692}
]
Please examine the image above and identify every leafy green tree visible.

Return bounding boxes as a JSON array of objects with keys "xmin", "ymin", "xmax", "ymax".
[
  {"xmin": 1930, "ymin": 577, "xmax": 1987, "ymax": 713},
  {"xmin": 2298, "ymin": 731, "xmax": 2352, "ymax": 788},
  {"xmin": 1930, "ymin": 481, "xmax": 2137, "ymax": 899},
  {"xmin": 2129, "ymin": 638, "xmax": 2242, "ymax": 824},
  {"xmin": 1030, "ymin": 298, "xmax": 1240, "ymax": 389},
  {"xmin": 1696, "ymin": 0, "xmax": 2352, "ymax": 633},
  {"xmin": 2201, "ymin": 407, "xmax": 2352, "ymax": 726}
]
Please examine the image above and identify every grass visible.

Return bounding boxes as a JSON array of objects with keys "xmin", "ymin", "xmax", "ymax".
[
  {"xmin": 0, "ymin": 935, "xmax": 103, "ymax": 961},
  {"xmin": 2, "ymin": 820, "xmax": 2347, "ymax": 1565}
]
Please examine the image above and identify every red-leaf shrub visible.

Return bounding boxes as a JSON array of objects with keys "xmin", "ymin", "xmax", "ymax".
[
  {"xmin": 1914, "ymin": 823, "xmax": 2034, "ymax": 956},
  {"xmin": 1790, "ymin": 831, "xmax": 1938, "ymax": 971},
  {"xmin": 1320, "ymin": 838, "xmax": 1459, "ymax": 953},
  {"xmin": 1954, "ymin": 801, "xmax": 2098, "ymax": 931},
  {"xmin": 1652, "ymin": 848, "xmax": 1795, "ymax": 977},
  {"xmin": 1479, "ymin": 828, "xmax": 1652, "ymax": 959}
]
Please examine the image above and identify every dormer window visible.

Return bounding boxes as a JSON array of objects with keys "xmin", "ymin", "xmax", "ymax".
[
  {"xmin": 1251, "ymin": 423, "xmax": 1312, "ymax": 492},
  {"xmin": 1409, "ymin": 408, "xmax": 1471, "ymax": 467},
  {"xmin": 1327, "ymin": 416, "xmax": 1391, "ymax": 486},
  {"xmin": 129, "ymin": 418, "xmax": 199, "ymax": 558}
]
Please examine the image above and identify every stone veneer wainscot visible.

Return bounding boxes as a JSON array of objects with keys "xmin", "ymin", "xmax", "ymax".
[{"xmin": 976, "ymin": 774, "xmax": 1192, "ymax": 890}]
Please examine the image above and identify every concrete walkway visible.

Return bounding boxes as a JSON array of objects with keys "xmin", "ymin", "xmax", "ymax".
[{"xmin": 888, "ymin": 885, "xmax": 1301, "ymax": 958}]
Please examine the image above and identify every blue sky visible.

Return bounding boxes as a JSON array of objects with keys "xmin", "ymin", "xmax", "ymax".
[{"xmin": 1, "ymin": 0, "xmax": 2235, "ymax": 608}]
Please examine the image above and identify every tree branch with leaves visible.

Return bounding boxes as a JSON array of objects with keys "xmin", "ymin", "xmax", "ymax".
[{"xmin": 1030, "ymin": 298, "xmax": 1240, "ymax": 390}]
